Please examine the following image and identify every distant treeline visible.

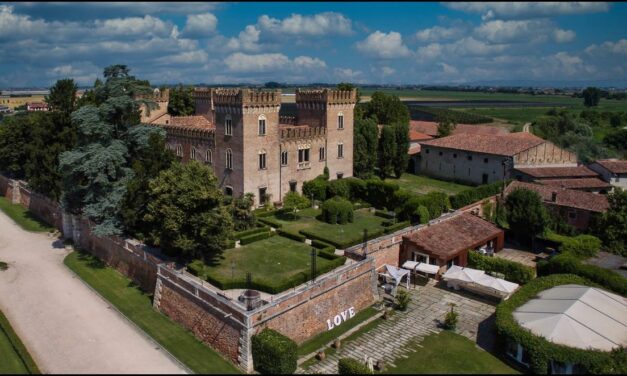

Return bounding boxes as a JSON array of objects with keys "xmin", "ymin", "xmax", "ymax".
[{"xmin": 408, "ymin": 106, "xmax": 493, "ymax": 124}]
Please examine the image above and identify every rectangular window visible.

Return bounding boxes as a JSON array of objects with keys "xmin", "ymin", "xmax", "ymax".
[
  {"xmin": 259, "ymin": 187, "xmax": 267, "ymax": 205},
  {"xmin": 338, "ymin": 115, "xmax": 344, "ymax": 129},
  {"xmin": 259, "ymin": 153, "xmax": 266, "ymax": 170},
  {"xmin": 484, "ymin": 157, "xmax": 489, "ymax": 163},
  {"xmin": 338, "ymin": 143, "xmax": 344, "ymax": 158},
  {"xmin": 298, "ymin": 148, "xmax": 310, "ymax": 163},
  {"xmin": 225, "ymin": 118, "xmax": 232, "ymax": 136},
  {"xmin": 281, "ymin": 151, "xmax": 288, "ymax": 166},
  {"xmin": 319, "ymin": 147, "xmax": 325, "ymax": 161},
  {"xmin": 258, "ymin": 119, "xmax": 266, "ymax": 135},
  {"xmin": 289, "ymin": 181, "xmax": 297, "ymax": 192},
  {"xmin": 467, "ymin": 155, "xmax": 472, "ymax": 161}
]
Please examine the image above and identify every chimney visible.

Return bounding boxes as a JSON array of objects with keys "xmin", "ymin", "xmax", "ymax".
[{"xmin": 551, "ymin": 191, "xmax": 557, "ymax": 202}]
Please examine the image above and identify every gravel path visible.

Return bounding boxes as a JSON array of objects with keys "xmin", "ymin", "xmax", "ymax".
[{"xmin": 0, "ymin": 211, "xmax": 187, "ymax": 374}]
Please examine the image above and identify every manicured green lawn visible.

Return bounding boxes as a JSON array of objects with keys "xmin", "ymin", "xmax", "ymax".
[
  {"xmin": 382, "ymin": 331, "xmax": 518, "ymax": 374},
  {"xmin": 391, "ymin": 173, "xmax": 473, "ymax": 196},
  {"xmin": 298, "ymin": 307, "xmax": 379, "ymax": 357},
  {"xmin": 270, "ymin": 208, "xmax": 388, "ymax": 248},
  {"xmin": 0, "ymin": 310, "xmax": 40, "ymax": 374},
  {"xmin": 0, "ymin": 196, "xmax": 54, "ymax": 232},
  {"xmin": 197, "ymin": 235, "xmax": 341, "ymax": 293},
  {"xmin": 63, "ymin": 251, "xmax": 240, "ymax": 374}
]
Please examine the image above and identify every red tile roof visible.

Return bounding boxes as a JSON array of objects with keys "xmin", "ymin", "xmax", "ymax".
[
  {"xmin": 419, "ymin": 132, "xmax": 545, "ymax": 156},
  {"xmin": 169, "ymin": 115, "xmax": 214, "ymax": 129},
  {"xmin": 515, "ymin": 166, "xmax": 599, "ymax": 179},
  {"xmin": 408, "ymin": 145, "xmax": 421, "ymax": 155},
  {"xmin": 409, "ymin": 130, "xmax": 433, "ymax": 141},
  {"xmin": 504, "ymin": 181, "xmax": 609, "ymax": 213},
  {"xmin": 404, "ymin": 213, "xmax": 502, "ymax": 259},
  {"xmin": 592, "ymin": 159, "xmax": 627, "ymax": 174},
  {"xmin": 410, "ymin": 120, "xmax": 509, "ymax": 137},
  {"xmin": 538, "ymin": 178, "xmax": 611, "ymax": 190}
]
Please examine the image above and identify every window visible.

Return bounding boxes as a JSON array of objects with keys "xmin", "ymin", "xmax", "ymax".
[
  {"xmin": 337, "ymin": 173, "xmax": 344, "ymax": 179},
  {"xmin": 225, "ymin": 115, "xmax": 232, "ymax": 136},
  {"xmin": 259, "ymin": 151, "xmax": 266, "ymax": 170},
  {"xmin": 258, "ymin": 114, "xmax": 266, "ymax": 135},
  {"xmin": 482, "ymin": 173, "xmax": 488, "ymax": 184},
  {"xmin": 319, "ymin": 146, "xmax": 325, "ymax": 161},
  {"xmin": 176, "ymin": 145, "xmax": 182, "ymax": 157},
  {"xmin": 568, "ymin": 210, "xmax": 577, "ymax": 220},
  {"xmin": 338, "ymin": 143, "xmax": 344, "ymax": 158},
  {"xmin": 453, "ymin": 153, "xmax": 457, "ymax": 159},
  {"xmin": 289, "ymin": 181, "xmax": 297, "ymax": 192},
  {"xmin": 259, "ymin": 187, "xmax": 267, "ymax": 205},
  {"xmin": 191, "ymin": 147, "xmax": 196, "ymax": 160},
  {"xmin": 484, "ymin": 157, "xmax": 489, "ymax": 163},
  {"xmin": 281, "ymin": 151, "xmax": 288, "ymax": 166},
  {"xmin": 226, "ymin": 149, "xmax": 233, "ymax": 170},
  {"xmin": 298, "ymin": 148, "xmax": 310, "ymax": 163},
  {"xmin": 338, "ymin": 112, "xmax": 344, "ymax": 129},
  {"xmin": 225, "ymin": 186, "xmax": 233, "ymax": 196},
  {"xmin": 206, "ymin": 150, "xmax": 212, "ymax": 164},
  {"xmin": 439, "ymin": 151, "xmax": 443, "ymax": 156},
  {"xmin": 467, "ymin": 155, "xmax": 472, "ymax": 161},
  {"xmin": 425, "ymin": 148, "xmax": 430, "ymax": 154}
]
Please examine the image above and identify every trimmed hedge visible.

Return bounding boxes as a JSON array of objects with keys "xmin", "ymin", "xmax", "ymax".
[
  {"xmin": 375, "ymin": 210, "xmax": 395, "ymax": 219},
  {"xmin": 327, "ymin": 179, "xmax": 350, "ymax": 199},
  {"xmin": 311, "ymin": 239, "xmax": 334, "ymax": 249},
  {"xmin": 0, "ymin": 309, "xmax": 41, "ymax": 375},
  {"xmin": 450, "ymin": 181, "xmax": 504, "ymax": 209},
  {"xmin": 251, "ymin": 329, "xmax": 297, "ymax": 374},
  {"xmin": 321, "ymin": 196, "xmax": 354, "ymax": 224},
  {"xmin": 240, "ymin": 231, "xmax": 274, "ymax": 245},
  {"xmin": 468, "ymin": 251, "xmax": 535, "ymax": 285},
  {"xmin": 365, "ymin": 179, "xmax": 399, "ymax": 209},
  {"xmin": 233, "ymin": 226, "xmax": 270, "ymax": 239},
  {"xmin": 384, "ymin": 220, "xmax": 411, "ymax": 234},
  {"xmin": 399, "ymin": 191, "xmax": 451, "ymax": 222},
  {"xmin": 495, "ymin": 274, "xmax": 626, "ymax": 374},
  {"xmin": 414, "ymin": 205, "xmax": 430, "ymax": 224},
  {"xmin": 543, "ymin": 233, "xmax": 601, "ymax": 259},
  {"xmin": 303, "ymin": 177, "xmax": 328, "ymax": 201},
  {"xmin": 276, "ymin": 229, "xmax": 306, "ymax": 242},
  {"xmin": 537, "ymin": 253, "xmax": 627, "ymax": 296},
  {"xmin": 300, "ymin": 227, "xmax": 386, "ymax": 250},
  {"xmin": 255, "ymin": 208, "xmax": 279, "ymax": 218},
  {"xmin": 258, "ymin": 217, "xmax": 283, "ymax": 228},
  {"xmin": 338, "ymin": 357, "xmax": 373, "ymax": 375}
]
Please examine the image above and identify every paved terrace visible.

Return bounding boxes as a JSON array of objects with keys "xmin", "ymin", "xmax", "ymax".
[{"xmin": 298, "ymin": 281, "xmax": 498, "ymax": 374}]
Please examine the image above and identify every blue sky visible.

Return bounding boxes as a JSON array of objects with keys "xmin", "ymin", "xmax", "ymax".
[{"xmin": 1, "ymin": 2, "xmax": 626, "ymax": 88}]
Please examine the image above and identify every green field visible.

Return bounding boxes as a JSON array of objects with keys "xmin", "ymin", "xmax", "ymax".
[
  {"xmin": 194, "ymin": 235, "xmax": 341, "ymax": 293},
  {"xmin": 0, "ymin": 196, "xmax": 54, "ymax": 232},
  {"xmin": 382, "ymin": 331, "xmax": 518, "ymax": 374},
  {"xmin": 391, "ymin": 173, "xmax": 473, "ymax": 196},
  {"xmin": 459, "ymin": 104, "xmax": 627, "ymax": 125},
  {"xmin": 268, "ymin": 208, "xmax": 388, "ymax": 248},
  {"xmin": 0, "ymin": 310, "xmax": 40, "ymax": 374},
  {"xmin": 63, "ymin": 251, "xmax": 240, "ymax": 374}
]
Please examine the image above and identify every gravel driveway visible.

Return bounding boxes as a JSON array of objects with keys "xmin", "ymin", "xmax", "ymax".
[{"xmin": 0, "ymin": 211, "xmax": 187, "ymax": 374}]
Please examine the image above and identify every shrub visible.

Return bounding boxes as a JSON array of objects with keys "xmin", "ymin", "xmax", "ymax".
[
  {"xmin": 283, "ymin": 191, "xmax": 311, "ymax": 211},
  {"xmin": 233, "ymin": 226, "xmax": 270, "ymax": 239},
  {"xmin": 344, "ymin": 177, "xmax": 367, "ymax": 201},
  {"xmin": 395, "ymin": 289, "xmax": 411, "ymax": 311},
  {"xmin": 384, "ymin": 221, "xmax": 411, "ymax": 234},
  {"xmin": 187, "ymin": 259, "xmax": 205, "ymax": 277},
  {"xmin": 303, "ymin": 177, "xmax": 328, "ymax": 202},
  {"xmin": 374, "ymin": 210, "xmax": 396, "ymax": 219},
  {"xmin": 443, "ymin": 303, "xmax": 458, "ymax": 330},
  {"xmin": 399, "ymin": 192, "xmax": 450, "ymax": 222},
  {"xmin": 251, "ymin": 329, "xmax": 297, "ymax": 374},
  {"xmin": 240, "ymin": 230, "xmax": 273, "ymax": 245},
  {"xmin": 468, "ymin": 251, "xmax": 535, "ymax": 285},
  {"xmin": 276, "ymin": 229, "xmax": 306, "ymax": 242},
  {"xmin": 300, "ymin": 227, "xmax": 385, "ymax": 249},
  {"xmin": 311, "ymin": 239, "xmax": 334, "ymax": 249},
  {"xmin": 365, "ymin": 179, "xmax": 399, "ymax": 209},
  {"xmin": 257, "ymin": 217, "xmax": 283, "ymax": 228},
  {"xmin": 321, "ymin": 196, "xmax": 354, "ymax": 224},
  {"xmin": 327, "ymin": 179, "xmax": 350, "ymax": 199},
  {"xmin": 544, "ymin": 233, "xmax": 601, "ymax": 259},
  {"xmin": 449, "ymin": 181, "xmax": 504, "ymax": 209},
  {"xmin": 338, "ymin": 358, "xmax": 373, "ymax": 375},
  {"xmin": 414, "ymin": 205, "xmax": 430, "ymax": 224},
  {"xmin": 537, "ymin": 253, "xmax": 627, "ymax": 296}
]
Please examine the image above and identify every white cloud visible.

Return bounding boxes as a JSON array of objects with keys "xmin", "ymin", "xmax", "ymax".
[
  {"xmin": 15, "ymin": 2, "xmax": 220, "ymax": 16},
  {"xmin": 334, "ymin": 68, "xmax": 363, "ymax": 80},
  {"xmin": 439, "ymin": 62, "xmax": 459, "ymax": 75},
  {"xmin": 155, "ymin": 50, "xmax": 209, "ymax": 65},
  {"xmin": 416, "ymin": 43, "xmax": 443, "ymax": 60},
  {"xmin": 415, "ymin": 25, "xmax": 465, "ymax": 42},
  {"xmin": 444, "ymin": 2, "xmax": 610, "ymax": 20},
  {"xmin": 226, "ymin": 25, "xmax": 262, "ymax": 52},
  {"xmin": 293, "ymin": 56, "xmax": 327, "ymax": 70},
  {"xmin": 474, "ymin": 20, "xmax": 551, "ymax": 44},
  {"xmin": 0, "ymin": 5, "xmax": 47, "ymax": 38},
  {"xmin": 585, "ymin": 39, "xmax": 627, "ymax": 56},
  {"xmin": 223, "ymin": 53, "xmax": 325, "ymax": 73},
  {"xmin": 553, "ymin": 29, "xmax": 576, "ymax": 43},
  {"xmin": 94, "ymin": 15, "xmax": 172, "ymax": 38},
  {"xmin": 355, "ymin": 31, "xmax": 412, "ymax": 59},
  {"xmin": 183, "ymin": 13, "xmax": 218, "ymax": 37},
  {"xmin": 381, "ymin": 66, "xmax": 396, "ymax": 76},
  {"xmin": 258, "ymin": 12, "xmax": 352, "ymax": 36}
]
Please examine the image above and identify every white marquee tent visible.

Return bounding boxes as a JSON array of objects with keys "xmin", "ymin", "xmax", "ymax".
[
  {"xmin": 442, "ymin": 265, "xmax": 520, "ymax": 300},
  {"xmin": 380, "ymin": 264, "xmax": 410, "ymax": 289},
  {"xmin": 402, "ymin": 260, "xmax": 440, "ymax": 276}
]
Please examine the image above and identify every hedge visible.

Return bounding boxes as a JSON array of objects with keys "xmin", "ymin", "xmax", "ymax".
[
  {"xmin": 251, "ymin": 329, "xmax": 297, "ymax": 374},
  {"xmin": 255, "ymin": 208, "xmax": 279, "ymax": 218},
  {"xmin": 537, "ymin": 253, "xmax": 627, "ymax": 296},
  {"xmin": 495, "ymin": 274, "xmax": 626, "ymax": 374},
  {"xmin": 344, "ymin": 177, "xmax": 367, "ymax": 201},
  {"xmin": 414, "ymin": 205, "xmax": 430, "ymax": 224},
  {"xmin": 327, "ymin": 179, "xmax": 351, "ymax": 199},
  {"xmin": 240, "ymin": 231, "xmax": 274, "ymax": 245},
  {"xmin": 0, "ymin": 309, "xmax": 40, "ymax": 374},
  {"xmin": 233, "ymin": 226, "xmax": 270, "ymax": 239},
  {"xmin": 321, "ymin": 196, "xmax": 354, "ymax": 224},
  {"xmin": 258, "ymin": 217, "xmax": 283, "ymax": 228},
  {"xmin": 338, "ymin": 357, "xmax": 373, "ymax": 375},
  {"xmin": 365, "ymin": 179, "xmax": 399, "ymax": 209},
  {"xmin": 543, "ymin": 233, "xmax": 601, "ymax": 259},
  {"xmin": 311, "ymin": 239, "xmax": 334, "ymax": 249},
  {"xmin": 384, "ymin": 220, "xmax": 411, "ymax": 234},
  {"xmin": 449, "ymin": 181, "xmax": 504, "ymax": 209},
  {"xmin": 375, "ymin": 210, "xmax": 396, "ymax": 219},
  {"xmin": 303, "ymin": 177, "xmax": 328, "ymax": 201},
  {"xmin": 399, "ymin": 191, "xmax": 450, "ymax": 222},
  {"xmin": 468, "ymin": 251, "xmax": 535, "ymax": 285},
  {"xmin": 300, "ymin": 227, "xmax": 386, "ymax": 250},
  {"xmin": 276, "ymin": 229, "xmax": 306, "ymax": 242}
]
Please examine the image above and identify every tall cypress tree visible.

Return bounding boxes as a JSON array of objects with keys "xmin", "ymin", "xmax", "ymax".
[
  {"xmin": 392, "ymin": 122, "xmax": 409, "ymax": 178},
  {"xmin": 377, "ymin": 125, "xmax": 396, "ymax": 179}
]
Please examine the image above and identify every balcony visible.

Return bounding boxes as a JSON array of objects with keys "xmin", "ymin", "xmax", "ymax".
[{"xmin": 298, "ymin": 161, "xmax": 311, "ymax": 170}]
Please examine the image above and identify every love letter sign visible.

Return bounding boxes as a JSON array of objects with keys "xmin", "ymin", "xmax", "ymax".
[{"xmin": 326, "ymin": 307, "xmax": 356, "ymax": 330}]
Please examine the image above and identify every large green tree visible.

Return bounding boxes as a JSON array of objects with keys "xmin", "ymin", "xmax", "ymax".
[
  {"xmin": 505, "ymin": 188, "xmax": 549, "ymax": 245},
  {"xmin": 0, "ymin": 114, "xmax": 33, "ymax": 178},
  {"xmin": 437, "ymin": 115, "xmax": 457, "ymax": 137},
  {"xmin": 363, "ymin": 91, "xmax": 409, "ymax": 126},
  {"xmin": 167, "ymin": 85, "xmax": 195, "ymax": 116},
  {"xmin": 144, "ymin": 160, "xmax": 233, "ymax": 259},
  {"xmin": 377, "ymin": 125, "xmax": 397, "ymax": 179},
  {"xmin": 582, "ymin": 87, "xmax": 601, "ymax": 107},
  {"xmin": 392, "ymin": 122, "xmax": 409, "ymax": 178},
  {"xmin": 592, "ymin": 188, "xmax": 627, "ymax": 256},
  {"xmin": 59, "ymin": 65, "xmax": 160, "ymax": 236},
  {"xmin": 353, "ymin": 117, "xmax": 378, "ymax": 178},
  {"xmin": 45, "ymin": 78, "xmax": 77, "ymax": 117}
]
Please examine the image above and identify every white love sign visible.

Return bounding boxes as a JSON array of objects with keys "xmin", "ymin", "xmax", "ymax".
[{"xmin": 326, "ymin": 307, "xmax": 356, "ymax": 330}]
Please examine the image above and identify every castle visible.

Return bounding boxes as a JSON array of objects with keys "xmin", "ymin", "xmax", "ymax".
[{"xmin": 141, "ymin": 87, "xmax": 357, "ymax": 207}]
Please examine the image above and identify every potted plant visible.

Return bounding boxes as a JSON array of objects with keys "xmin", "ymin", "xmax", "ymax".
[{"xmin": 443, "ymin": 303, "xmax": 458, "ymax": 330}]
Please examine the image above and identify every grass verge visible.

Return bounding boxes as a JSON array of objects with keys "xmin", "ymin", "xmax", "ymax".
[
  {"xmin": 0, "ymin": 310, "xmax": 40, "ymax": 374},
  {"xmin": 0, "ymin": 196, "xmax": 54, "ymax": 232},
  {"xmin": 391, "ymin": 173, "xmax": 473, "ymax": 196},
  {"xmin": 63, "ymin": 250, "xmax": 240, "ymax": 374}
]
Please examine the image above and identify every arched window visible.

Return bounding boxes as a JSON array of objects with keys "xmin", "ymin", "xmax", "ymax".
[
  {"xmin": 281, "ymin": 150, "xmax": 288, "ymax": 166},
  {"xmin": 176, "ymin": 145, "xmax": 182, "ymax": 157},
  {"xmin": 226, "ymin": 148, "xmax": 233, "ymax": 170},
  {"xmin": 338, "ymin": 112, "xmax": 344, "ymax": 129},
  {"xmin": 225, "ymin": 114, "xmax": 232, "ymax": 136},
  {"xmin": 191, "ymin": 147, "xmax": 196, "ymax": 160},
  {"xmin": 258, "ymin": 150, "xmax": 267, "ymax": 170},
  {"xmin": 258, "ymin": 114, "xmax": 266, "ymax": 135},
  {"xmin": 206, "ymin": 149, "xmax": 212, "ymax": 164}
]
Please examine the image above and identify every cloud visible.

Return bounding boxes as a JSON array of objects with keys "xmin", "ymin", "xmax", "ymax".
[
  {"xmin": 183, "ymin": 13, "xmax": 218, "ymax": 37},
  {"xmin": 355, "ymin": 31, "xmax": 412, "ymax": 59},
  {"xmin": 416, "ymin": 37, "xmax": 508, "ymax": 61},
  {"xmin": 415, "ymin": 25, "xmax": 465, "ymax": 42},
  {"xmin": 334, "ymin": 68, "xmax": 363, "ymax": 81},
  {"xmin": 94, "ymin": 15, "xmax": 172, "ymax": 38},
  {"xmin": 381, "ymin": 66, "xmax": 396, "ymax": 76},
  {"xmin": 12, "ymin": 2, "xmax": 221, "ymax": 18},
  {"xmin": 223, "ymin": 52, "xmax": 326, "ymax": 73},
  {"xmin": 553, "ymin": 29, "xmax": 576, "ymax": 43},
  {"xmin": 258, "ymin": 12, "xmax": 352, "ymax": 36},
  {"xmin": 293, "ymin": 56, "xmax": 327, "ymax": 70},
  {"xmin": 474, "ymin": 20, "xmax": 552, "ymax": 44},
  {"xmin": 225, "ymin": 25, "xmax": 262, "ymax": 52},
  {"xmin": 438, "ymin": 62, "xmax": 459, "ymax": 75},
  {"xmin": 444, "ymin": 2, "xmax": 610, "ymax": 20},
  {"xmin": 0, "ymin": 5, "xmax": 47, "ymax": 38},
  {"xmin": 585, "ymin": 39, "xmax": 627, "ymax": 56}
]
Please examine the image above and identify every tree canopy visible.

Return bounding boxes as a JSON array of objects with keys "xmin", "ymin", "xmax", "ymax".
[
  {"xmin": 167, "ymin": 85, "xmax": 195, "ymax": 116},
  {"xmin": 45, "ymin": 78, "xmax": 77, "ymax": 117},
  {"xmin": 353, "ymin": 117, "xmax": 378, "ymax": 178},
  {"xmin": 437, "ymin": 115, "xmax": 457, "ymax": 137},
  {"xmin": 377, "ymin": 125, "xmax": 397, "ymax": 179},
  {"xmin": 592, "ymin": 188, "xmax": 627, "ymax": 256},
  {"xmin": 392, "ymin": 122, "xmax": 409, "ymax": 178},
  {"xmin": 505, "ymin": 188, "xmax": 549, "ymax": 245},
  {"xmin": 582, "ymin": 87, "xmax": 601, "ymax": 107},
  {"xmin": 362, "ymin": 91, "xmax": 409, "ymax": 126}
]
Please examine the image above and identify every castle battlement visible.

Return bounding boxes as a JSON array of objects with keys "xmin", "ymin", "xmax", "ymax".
[
  {"xmin": 280, "ymin": 125, "xmax": 326, "ymax": 140},
  {"xmin": 295, "ymin": 88, "xmax": 356, "ymax": 105},
  {"xmin": 279, "ymin": 116, "xmax": 296, "ymax": 125},
  {"xmin": 136, "ymin": 88, "xmax": 170, "ymax": 103},
  {"xmin": 212, "ymin": 89, "xmax": 281, "ymax": 107},
  {"xmin": 192, "ymin": 87, "xmax": 213, "ymax": 100}
]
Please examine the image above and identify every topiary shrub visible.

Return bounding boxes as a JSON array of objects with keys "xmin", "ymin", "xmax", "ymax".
[
  {"xmin": 414, "ymin": 205, "xmax": 430, "ymax": 224},
  {"xmin": 327, "ymin": 179, "xmax": 350, "ymax": 199},
  {"xmin": 365, "ymin": 179, "xmax": 399, "ymax": 209},
  {"xmin": 395, "ymin": 289, "xmax": 411, "ymax": 311},
  {"xmin": 303, "ymin": 177, "xmax": 328, "ymax": 202},
  {"xmin": 251, "ymin": 329, "xmax": 297, "ymax": 374},
  {"xmin": 282, "ymin": 191, "xmax": 311, "ymax": 211},
  {"xmin": 344, "ymin": 177, "xmax": 367, "ymax": 201},
  {"xmin": 338, "ymin": 357, "xmax": 373, "ymax": 375},
  {"xmin": 321, "ymin": 196, "xmax": 354, "ymax": 224}
]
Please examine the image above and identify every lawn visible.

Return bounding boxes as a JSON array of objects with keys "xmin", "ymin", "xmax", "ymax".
[
  {"xmin": 0, "ymin": 196, "xmax": 54, "ymax": 232},
  {"xmin": 63, "ymin": 251, "xmax": 240, "ymax": 374},
  {"xmin": 269, "ymin": 208, "xmax": 389, "ymax": 248},
  {"xmin": 391, "ymin": 173, "xmax": 473, "ymax": 196},
  {"xmin": 0, "ymin": 310, "xmax": 40, "ymax": 374},
  {"xmin": 194, "ymin": 235, "xmax": 344, "ymax": 294},
  {"xmin": 382, "ymin": 331, "xmax": 518, "ymax": 374}
]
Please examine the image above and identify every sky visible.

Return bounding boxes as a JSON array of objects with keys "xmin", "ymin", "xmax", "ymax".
[{"xmin": 1, "ymin": 2, "xmax": 626, "ymax": 88}]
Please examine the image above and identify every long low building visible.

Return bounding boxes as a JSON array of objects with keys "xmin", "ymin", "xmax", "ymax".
[
  {"xmin": 514, "ymin": 165, "xmax": 611, "ymax": 193},
  {"xmin": 418, "ymin": 132, "xmax": 577, "ymax": 185},
  {"xmin": 588, "ymin": 159, "xmax": 627, "ymax": 190}
]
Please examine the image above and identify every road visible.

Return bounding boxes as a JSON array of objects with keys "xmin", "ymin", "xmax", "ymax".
[
  {"xmin": 522, "ymin": 122, "xmax": 531, "ymax": 132},
  {"xmin": 0, "ymin": 211, "xmax": 187, "ymax": 374}
]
